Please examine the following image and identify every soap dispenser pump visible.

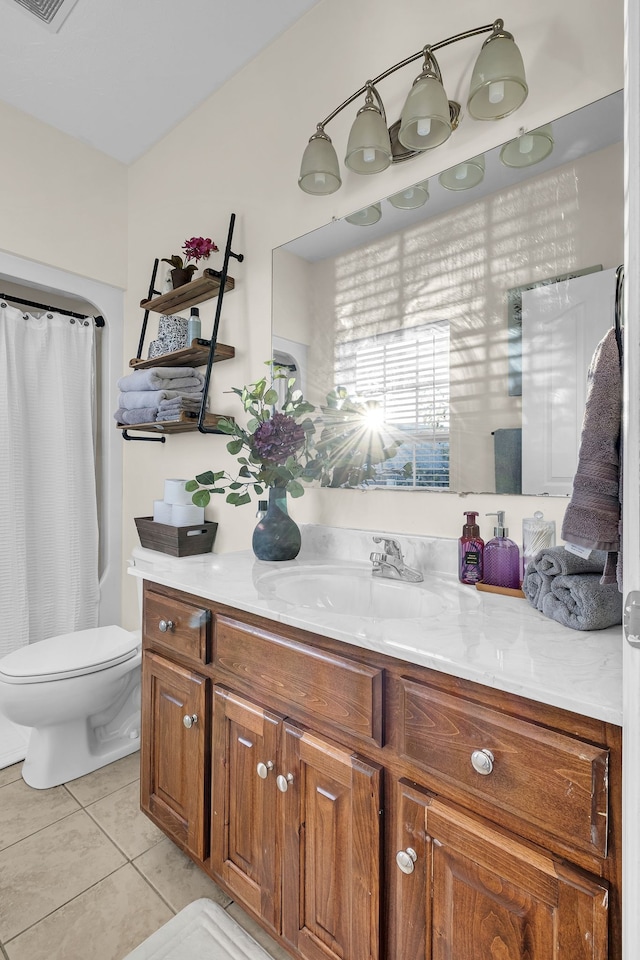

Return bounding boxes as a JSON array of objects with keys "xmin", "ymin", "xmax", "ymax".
[
  {"xmin": 458, "ymin": 511, "xmax": 484, "ymax": 584},
  {"xmin": 483, "ymin": 511, "xmax": 521, "ymax": 589}
]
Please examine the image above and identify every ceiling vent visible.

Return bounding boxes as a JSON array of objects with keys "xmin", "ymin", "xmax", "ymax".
[{"xmin": 2, "ymin": 0, "xmax": 80, "ymax": 31}]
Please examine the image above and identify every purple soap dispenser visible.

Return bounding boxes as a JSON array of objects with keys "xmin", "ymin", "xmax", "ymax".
[{"xmin": 483, "ymin": 511, "xmax": 521, "ymax": 589}]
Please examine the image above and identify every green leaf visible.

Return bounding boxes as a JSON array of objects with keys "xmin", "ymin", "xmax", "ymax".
[
  {"xmin": 287, "ymin": 479, "xmax": 305, "ymax": 498},
  {"xmin": 227, "ymin": 439, "xmax": 244, "ymax": 455},
  {"xmin": 246, "ymin": 418, "xmax": 260, "ymax": 434},
  {"xmin": 194, "ymin": 470, "xmax": 216, "ymax": 485},
  {"xmin": 227, "ymin": 491, "xmax": 252, "ymax": 507},
  {"xmin": 192, "ymin": 490, "xmax": 211, "ymax": 508},
  {"xmin": 217, "ymin": 419, "xmax": 236, "ymax": 435},
  {"xmin": 229, "ymin": 482, "xmax": 242, "ymax": 490},
  {"xmin": 254, "ymin": 485, "xmax": 264, "ymax": 495},
  {"xmin": 263, "ymin": 388, "xmax": 279, "ymax": 406},
  {"xmin": 184, "ymin": 479, "xmax": 198, "ymax": 492}
]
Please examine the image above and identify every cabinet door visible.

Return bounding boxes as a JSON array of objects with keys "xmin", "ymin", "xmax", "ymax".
[
  {"xmin": 392, "ymin": 780, "xmax": 609, "ymax": 960},
  {"xmin": 211, "ymin": 687, "xmax": 281, "ymax": 933},
  {"xmin": 140, "ymin": 652, "xmax": 209, "ymax": 860},
  {"xmin": 281, "ymin": 722, "xmax": 381, "ymax": 960}
]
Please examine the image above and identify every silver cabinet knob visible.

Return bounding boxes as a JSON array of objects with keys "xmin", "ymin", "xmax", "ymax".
[
  {"xmin": 183, "ymin": 714, "xmax": 198, "ymax": 729},
  {"xmin": 158, "ymin": 619, "xmax": 175, "ymax": 633},
  {"xmin": 276, "ymin": 773, "xmax": 294, "ymax": 793},
  {"xmin": 396, "ymin": 848, "xmax": 418, "ymax": 875},
  {"xmin": 256, "ymin": 761, "xmax": 274, "ymax": 780},
  {"xmin": 471, "ymin": 748, "xmax": 494, "ymax": 775}
]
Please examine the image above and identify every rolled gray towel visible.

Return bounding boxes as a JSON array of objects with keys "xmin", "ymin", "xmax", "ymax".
[
  {"xmin": 534, "ymin": 546, "xmax": 606, "ymax": 577},
  {"xmin": 541, "ymin": 574, "xmax": 622, "ymax": 631},
  {"xmin": 522, "ymin": 566, "xmax": 550, "ymax": 610}
]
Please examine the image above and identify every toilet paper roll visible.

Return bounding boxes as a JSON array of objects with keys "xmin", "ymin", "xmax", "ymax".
[
  {"xmin": 153, "ymin": 499, "xmax": 173, "ymax": 524},
  {"xmin": 170, "ymin": 503, "xmax": 205, "ymax": 527},
  {"xmin": 164, "ymin": 478, "xmax": 193, "ymax": 505}
]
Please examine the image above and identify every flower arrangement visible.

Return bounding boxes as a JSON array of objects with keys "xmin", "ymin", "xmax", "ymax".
[
  {"xmin": 162, "ymin": 236, "xmax": 219, "ymax": 280},
  {"xmin": 186, "ymin": 366, "xmax": 401, "ymax": 507}
]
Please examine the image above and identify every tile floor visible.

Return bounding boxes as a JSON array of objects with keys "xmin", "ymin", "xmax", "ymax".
[{"xmin": 0, "ymin": 753, "xmax": 290, "ymax": 960}]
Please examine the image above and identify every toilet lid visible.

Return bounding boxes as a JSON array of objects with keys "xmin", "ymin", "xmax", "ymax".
[{"xmin": 0, "ymin": 626, "xmax": 140, "ymax": 684}]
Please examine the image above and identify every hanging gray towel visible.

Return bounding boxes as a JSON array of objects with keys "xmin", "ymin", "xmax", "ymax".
[{"xmin": 561, "ymin": 328, "xmax": 621, "ymax": 585}]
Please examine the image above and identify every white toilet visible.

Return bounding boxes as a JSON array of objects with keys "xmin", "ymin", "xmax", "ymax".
[{"xmin": 0, "ymin": 625, "xmax": 141, "ymax": 789}]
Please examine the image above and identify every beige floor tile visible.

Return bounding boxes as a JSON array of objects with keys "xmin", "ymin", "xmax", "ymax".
[
  {"xmin": 134, "ymin": 837, "xmax": 232, "ymax": 913},
  {"xmin": 0, "ymin": 778, "xmax": 80, "ymax": 851},
  {"xmin": 64, "ymin": 752, "xmax": 141, "ymax": 807},
  {"xmin": 4, "ymin": 863, "xmax": 173, "ymax": 960},
  {"xmin": 86, "ymin": 780, "xmax": 164, "ymax": 859},
  {"xmin": 0, "ymin": 763, "xmax": 23, "ymax": 788},
  {"xmin": 0, "ymin": 809, "xmax": 126, "ymax": 941},
  {"xmin": 226, "ymin": 902, "xmax": 290, "ymax": 960}
]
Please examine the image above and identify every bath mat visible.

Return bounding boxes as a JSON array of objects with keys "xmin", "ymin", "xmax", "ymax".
[{"xmin": 123, "ymin": 899, "xmax": 275, "ymax": 960}]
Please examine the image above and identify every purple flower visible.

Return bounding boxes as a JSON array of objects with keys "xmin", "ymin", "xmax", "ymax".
[
  {"xmin": 252, "ymin": 413, "xmax": 306, "ymax": 465},
  {"xmin": 182, "ymin": 236, "xmax": 219, "ymax": 263}
]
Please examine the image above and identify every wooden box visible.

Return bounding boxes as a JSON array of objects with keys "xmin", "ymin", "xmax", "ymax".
[{"xmin": 135, "ymin": 516, "xmax": 218, "ymax": 557}]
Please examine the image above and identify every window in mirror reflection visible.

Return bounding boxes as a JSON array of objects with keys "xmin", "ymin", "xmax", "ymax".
[{"xmin": 335, "ymin": 322, "xmax": 450, "ymax": 487}]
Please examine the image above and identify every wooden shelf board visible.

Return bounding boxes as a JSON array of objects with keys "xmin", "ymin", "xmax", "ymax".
[
  {"xmin": 129, "ymin": 341, "xmax": 235, "ymax": 370},
  {"xmin": 141, "ymin": 270, "xmax": 235, "ymax": 315},
  {"xmin": 116, "ymin": 412, "xmax": 231, "ymax": 435}
]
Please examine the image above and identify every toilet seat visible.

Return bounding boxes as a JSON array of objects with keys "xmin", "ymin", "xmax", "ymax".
[{"xmin": 0, "ymin": 626, "xmax": 140, "ymax": 684}]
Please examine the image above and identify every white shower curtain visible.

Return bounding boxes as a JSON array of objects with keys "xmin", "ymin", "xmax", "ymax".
[{"xmin": 0, "ymin": 302, "xmax": 100, "ymax": 657}]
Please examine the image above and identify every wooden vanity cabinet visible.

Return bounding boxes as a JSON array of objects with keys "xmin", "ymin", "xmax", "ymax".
[
  {"xmin": 211, "ymin": 686, "xmax": 382, "ymax": 960},
  {"xmin": 139, "ymin": 581, "xmax": 621, "ymax": 960}
]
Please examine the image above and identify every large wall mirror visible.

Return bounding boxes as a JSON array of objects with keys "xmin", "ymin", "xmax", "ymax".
[{"xmin": 272, "ymin": 92, "xmax": 623, "ymax": 497}]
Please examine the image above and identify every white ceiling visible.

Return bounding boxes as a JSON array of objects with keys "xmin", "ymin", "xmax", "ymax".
[{"xmin": 0, "ymin": 0, "xmax": 322, "ymax": 163}]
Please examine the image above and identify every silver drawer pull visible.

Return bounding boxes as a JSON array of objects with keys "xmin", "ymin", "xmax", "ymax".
[
  {"xmin": 257, "ymin": 761, "xmax": 274, "ymax": 780},
  {"xmin": 471, "ymin": 748, "xmax": 494, "ymax": 775},
  {"xmin": 158, "ymin": 619, "xmax": 175, "ymax": 633},
  {"xmin": 183, "ymin": 714, "xmax": 198, "ymax": 729},
  {"xmin": 396, "ymin": 848, "xmax": 418, "ymax": 875},
  {"xmin": 276, "ymin": 773, "xmax": 294, "ymax": 793}
]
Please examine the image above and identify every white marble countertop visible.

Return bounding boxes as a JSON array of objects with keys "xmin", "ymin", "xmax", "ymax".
[{"xmin": 128, "ymin": 526, "xmax": 623, "ymax": 726}]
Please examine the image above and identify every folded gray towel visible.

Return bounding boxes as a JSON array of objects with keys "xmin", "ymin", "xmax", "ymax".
[
  {"xmin": 157, "ymin": 393, "xmax": 205, "ymax": 411},
  {"xmin": 118, "ymin": 367, "xmax": 205, "ymax": 392},
  {"xmin": 541, "ymin": 573, "xmax": 623, "ymax": 631},
  {"xmin": 534, "ymin": 546, "xmax": 607, "ymax": 577},
  {"xmin": 118, "ymin": 389, "xmax": 179, "ymax": 410},
  {"xmin": 114, "ymin": 406, "xmax": 158, "ymax": 425}
]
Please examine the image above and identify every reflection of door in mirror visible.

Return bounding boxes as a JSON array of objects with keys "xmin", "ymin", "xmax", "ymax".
[
  {"xmin": 273, "ymin": 94, "xmax": 623, "ymax": 497},
  {"xmin": 521, "ymin": 268, "xmax": 617, "ymax": 496}
]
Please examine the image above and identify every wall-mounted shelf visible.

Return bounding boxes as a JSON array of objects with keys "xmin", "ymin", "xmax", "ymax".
[
  {"xmin": 140, "ymin": 270, "xmax": 234, "ymax": 315},
  {"xmin": 117, "ymin": 412, "xmax": 231, "ymax": 438},
  {"xmin": 129, "ymin": 340, "xmax": 235, "ymax": 370},
  {"xmin": 123, "ymin": 213, "xmax": 243, "ymax": 442}
]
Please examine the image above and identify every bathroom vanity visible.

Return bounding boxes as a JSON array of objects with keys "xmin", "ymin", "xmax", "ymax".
[{"xmin": 130, "ymin": 532, "xmax": 622, "ymax": 960}]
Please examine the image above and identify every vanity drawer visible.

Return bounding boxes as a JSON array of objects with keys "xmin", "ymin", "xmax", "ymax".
[
  {"xmin": 398, "ymin": 677, "xmax": 609, "ymax": 858},
  {"xmin": 144, "ymin": 587, "xmax": 210, "ymax": 664},
  {"xmin": 214, "ymin": 615, "xmax": 383, "ymax": 745}
]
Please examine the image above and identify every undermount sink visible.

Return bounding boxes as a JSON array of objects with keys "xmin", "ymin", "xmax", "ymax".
[{"xmin": 256, "ymin": 564, "xmax": 448, "ymax": 620}]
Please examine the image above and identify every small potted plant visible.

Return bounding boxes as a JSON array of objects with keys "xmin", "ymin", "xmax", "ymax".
[{"xmin": 162, "ymin": 236, "xmax": 219, "ymax": 289}]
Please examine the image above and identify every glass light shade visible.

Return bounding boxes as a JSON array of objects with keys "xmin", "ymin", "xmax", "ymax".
[
  {"xmin": 388, "ymin": 180, "xmax": 429, "ymax": 210},
  {"xmin": 499, "ymin": 124, "xmax": 554, "ymax": 168},
  {"xmin": 398, "ymin": 76, "xmax": 452, "ymax": 151},
  {"xmin": 298, "ymin": 132, "xmax": 342, "ymax": 195},
  {"xmin": 467, "ymin": 35, "xmax": 528, "ymax": 120},
  {"xmin": 345, "ymin": 203, "xmax": 382, "ymax": 226},
  {"xmin": 344, "ymin": 105, "xmax": 392, "ymax": 175},
  {"xmin": 438, "ymin": 155, "xmax": 485, "ymax": 191}
]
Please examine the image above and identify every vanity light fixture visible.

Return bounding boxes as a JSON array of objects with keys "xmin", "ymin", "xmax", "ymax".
[
  {"xmin": 499, "ymin": 123, "xmax": 554, "ymax": 168},
  {"xmin": 438, "ymin": 154, "xmax": 485, "ymax": 191},
  {"xmin": 345, "ymin": 203, "xmax": 383, "ymax": 226},
  {"xmin": 298, "ymin": 18, "xmax": 527, "ymax": 196},
  {"xmin": 388, "ymin": 179, "xmax": 430, "ymax": 210}
]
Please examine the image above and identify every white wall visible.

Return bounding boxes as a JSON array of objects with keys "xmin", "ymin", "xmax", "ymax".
[{"xmin": 122, "ymin": 0, "xmax": 624, "ymax": 626}]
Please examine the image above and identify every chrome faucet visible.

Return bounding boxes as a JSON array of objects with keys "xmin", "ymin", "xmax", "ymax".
[{"xmin": 369, "ymin": 537, "xmax": 423, "ymax": 582}]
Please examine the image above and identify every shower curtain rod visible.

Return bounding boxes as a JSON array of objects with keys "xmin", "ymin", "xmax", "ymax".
[{"xmin": 0, "ymin": 292, "xmax": 105, "ymax": 326}]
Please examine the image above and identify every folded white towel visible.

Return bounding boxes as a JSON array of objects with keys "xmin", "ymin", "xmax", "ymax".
[
  {"xmin": 118, "ymin": 389, "xmax": 178, "ymax": 410},
  {"xmin": 118, "ymin": 367, "xmax": 205, "ymax": 392}
]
